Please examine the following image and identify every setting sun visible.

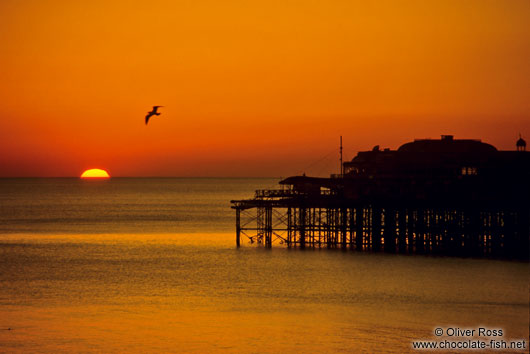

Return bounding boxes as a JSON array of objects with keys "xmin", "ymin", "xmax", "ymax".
[{"xmin": 81, "ymin": 169, "xmax": 110, "ymax": 178}]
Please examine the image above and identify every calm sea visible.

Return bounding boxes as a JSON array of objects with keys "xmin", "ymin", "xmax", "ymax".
[{"xmin": 0, "ymin": 178, "xmax": 528, "ymax": 353}]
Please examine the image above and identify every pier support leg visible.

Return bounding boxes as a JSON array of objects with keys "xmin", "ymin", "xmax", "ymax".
[
  {"xmin": 341, "ymin": 207, "xmax": 347, "ymax": 249},
  {"xmin": 265, "ymin": 207, "xmax": 272, "ymax": 248},
  {"xmin": 384, "ymin": 207, "xmax": 396, "ymax": 252},
  {"xmin": 349, "ymin": 208, "xmax": 355, "ymax": 249},
  {"xmin": 416, "ymin": 209, "xmax": 425, "ymax": 254},
  {"xmin": 398, "ymin": 208, "xmax": 407, "ymax": 253},
  {"xmin": 236, "ymin": 208, "xmax": 241, "ymax": 247},
  {"xmin": 299, "ymin": 207, "xmax": 306, "ymax": 249},
  {"xmin": 490, "ymin": 211, "xmax": 502, "ymax": 258},
  {"xmin": 287, "ymin": 207, "xmax": 292, "ymax": 247},
  {"xmin": 356, "ymin": 207, "xmax": 363, "ymax": 250},
  {"xmin": 407, "ymin": 209, "xmax": 415, "ymax": 253},
  {"xmin": 372, "ymin": 206, "xmax": 381, "ymax": 252},
  {"xmin": 465, "ymin": 208, "xmax": 480, "ymax": 257}
]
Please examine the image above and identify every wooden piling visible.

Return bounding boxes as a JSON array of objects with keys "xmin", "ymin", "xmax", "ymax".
[
  {"xmin": 231, "ymin": 192, "xmax": 528, "ymax": 259},
  {"xmin": 235, "ymin": 208, "xmax": 241, "ymax": 247}
]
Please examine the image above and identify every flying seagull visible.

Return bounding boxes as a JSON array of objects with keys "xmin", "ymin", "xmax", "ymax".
[{"xmin": 145, "ymin": 106, "xmax": 164, "ymax": 125}]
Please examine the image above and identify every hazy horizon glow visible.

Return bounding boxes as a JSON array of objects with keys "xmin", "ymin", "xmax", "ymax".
[{"xmin": 1, "ymin": 0, "xmax": 529, "ymax": 177}]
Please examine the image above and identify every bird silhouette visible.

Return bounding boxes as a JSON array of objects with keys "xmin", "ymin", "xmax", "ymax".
[{"xmin": 145, "ymin": 106, "xmax": 164, "ymax": 125}]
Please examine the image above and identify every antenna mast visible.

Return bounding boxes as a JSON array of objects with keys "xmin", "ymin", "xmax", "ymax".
[{"xmin": 340, "ymin": 136, "xmax": 343, "ymax": 176}]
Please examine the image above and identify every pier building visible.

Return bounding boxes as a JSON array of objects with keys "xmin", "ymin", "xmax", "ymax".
[{"xmin": 231, "ymin": 135, "xmax": 529, "ymax": 259}]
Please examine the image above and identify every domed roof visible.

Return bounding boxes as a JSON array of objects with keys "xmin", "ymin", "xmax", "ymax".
[
  {"xmin": 397, "ymin": 135, "xmax": 497, "ymax": 154},
  {"xmin": 516, "ymin": 137, "xmax": 526, "ymax": 147}
]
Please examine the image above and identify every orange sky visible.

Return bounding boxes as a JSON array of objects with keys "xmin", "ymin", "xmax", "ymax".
[{"xmin": 0, "ymin": 0, "xmax": 529, "ymax": 177}]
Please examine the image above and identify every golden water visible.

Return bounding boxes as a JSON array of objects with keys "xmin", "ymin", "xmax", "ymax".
[{"xmin": 0, "ymin": 233, "xmax": 527, "ymax": 353}]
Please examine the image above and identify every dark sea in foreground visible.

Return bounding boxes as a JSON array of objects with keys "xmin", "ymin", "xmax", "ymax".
[{"xmin": 0, "ymin": 178, "xmax": 528, "ymax": 353}]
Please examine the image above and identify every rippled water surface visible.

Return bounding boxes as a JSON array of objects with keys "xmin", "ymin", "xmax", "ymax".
[{"xmin": 0, "ymin": 179, "xmax": 528, "ymax": 353}]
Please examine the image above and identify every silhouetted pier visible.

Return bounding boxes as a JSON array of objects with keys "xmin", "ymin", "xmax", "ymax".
[{"xmin": 231, "ymin": 135, "xmax": 529, "ymax": 259}]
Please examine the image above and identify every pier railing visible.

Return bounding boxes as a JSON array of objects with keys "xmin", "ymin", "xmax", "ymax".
[{"xmin": 254, "ymin": 189, "xmax": 335, "ymax": 199}]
